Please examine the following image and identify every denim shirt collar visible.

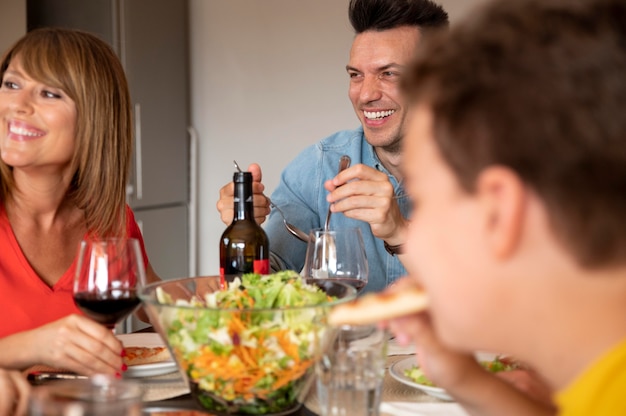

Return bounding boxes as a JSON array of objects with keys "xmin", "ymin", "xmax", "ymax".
[{"xmin": 361, "ymin": 128, "xmax": 403, "ymax": 191}]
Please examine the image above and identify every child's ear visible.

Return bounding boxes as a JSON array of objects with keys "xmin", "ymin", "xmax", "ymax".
[{"xmin": 476, "ymin": 166, "xmax": 526, "ymax": 259}]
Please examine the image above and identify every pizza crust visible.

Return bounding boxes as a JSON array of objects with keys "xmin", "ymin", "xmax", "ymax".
[
  {"xmin": 328, "ymin": 287, "xmax": 428, "ymax": 325},
  {"xmin": 123, "ymin": 346, "xmax": 172, "ymax": 366}
]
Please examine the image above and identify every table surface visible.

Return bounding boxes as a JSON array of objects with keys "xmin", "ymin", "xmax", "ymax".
[
  {"xmin": 135, "ymin": 320, "xmax": 442, "ymax": 414},
  {"xmin": 27, "ymin": 328, "xmax": 438, "ymax": 415},
  {"xmin": 141, "ymin": 354, "xmax": 442, "ymax": 416},
  {"xmin": 144, "ymin": 394, "xmax": 317, "ymax": 415},
  {"xmin": 28, "ymin": 355, "xmax": 438, "ymax": 416}
]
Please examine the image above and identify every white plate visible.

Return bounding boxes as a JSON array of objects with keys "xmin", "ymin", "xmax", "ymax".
[
  {"xmin": 389, "ymin": 356, "xmax": 453, "ymax": 401},
  {"xmin": 380, "ymin": 401, "xmax": 469, "ymax": 416},
  {"xmin": 389, "ymin": 353, "xmax": 503, "ymax": 402},
  {"xmin": 117, "ymin": 333, "xmax": 178, "ymax": 378}
]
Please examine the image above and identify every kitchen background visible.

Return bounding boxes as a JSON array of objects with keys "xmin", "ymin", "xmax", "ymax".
[{"xmin": 1, "ymin": 0, "xmax": 486, "ymax": 281}]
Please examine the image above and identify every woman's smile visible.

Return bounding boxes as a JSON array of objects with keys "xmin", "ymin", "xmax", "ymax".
[{"xmin": 7, "ymin": 119, "xmax": 46, "ymax": 142}]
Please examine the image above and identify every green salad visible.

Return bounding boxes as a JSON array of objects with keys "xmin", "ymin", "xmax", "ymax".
[
  {"xmin": 405, "ymin": 356, "xmax": 520, "ymax": 387},
  {"xmin": 156, "ymin": 271, "xmax": 337, "ymax": 415}
]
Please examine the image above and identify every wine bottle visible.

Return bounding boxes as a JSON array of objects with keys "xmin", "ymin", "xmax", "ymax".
[{"xmin": 219, "ymin": 171, "xmax": 270, "ymax": 286}]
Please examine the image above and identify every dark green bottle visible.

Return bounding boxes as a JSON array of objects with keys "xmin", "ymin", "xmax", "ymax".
[{"xmin": 219, "ymin": 171, "xmax": 270, "ymax": 286}]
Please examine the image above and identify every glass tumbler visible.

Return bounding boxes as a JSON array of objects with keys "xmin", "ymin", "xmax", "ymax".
[
  {"xmin": 316, "ymin": 324, "xmax": 388, "ymax": 416},
  {"xmin": 28, "ymin": 374, "xmax": 143, "ymax": 416}
]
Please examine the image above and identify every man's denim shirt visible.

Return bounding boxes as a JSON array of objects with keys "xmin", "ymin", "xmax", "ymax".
[{"xmin": 266, "ymin": 126, "xmax": 410, "ymax": 294}]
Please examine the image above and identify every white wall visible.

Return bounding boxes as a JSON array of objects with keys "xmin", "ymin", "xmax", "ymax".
[
  {"xmin": 0, "ymin": 0, "xmax": 486, "ymax": 276},
  {"xmin": 189, "ymin": 0, "xmax": 486, "ymax": 276}
]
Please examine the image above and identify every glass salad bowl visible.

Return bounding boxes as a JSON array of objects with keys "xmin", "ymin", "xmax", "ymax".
[{"xmin": 139, "ymin": 272, "xmax": 356, "ymax": 415}]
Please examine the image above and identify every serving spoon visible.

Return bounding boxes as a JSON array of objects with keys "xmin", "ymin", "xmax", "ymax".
[
  {"xmin": 268, "ymin": 198, "xmax": 309, "ymax": 243},
  {"xmin": 271, "ymin": 154, "xmax": 351, "ymax": 243}
]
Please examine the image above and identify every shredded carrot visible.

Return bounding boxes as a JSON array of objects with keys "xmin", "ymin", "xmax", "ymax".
[
  {"xmin": 229, "ymin": 313, "xmax": 247, "ymax": 333},
  {"xmin": 180, "ymin": 316, "xmax": 317, "ymax": 401},
  {"xmin": 272, "ymin": 359, "xmax": 312, "ymax": 390},
  {"xmin": 276, "ymin": 330, "xmax": 301, "ymax": 363}
]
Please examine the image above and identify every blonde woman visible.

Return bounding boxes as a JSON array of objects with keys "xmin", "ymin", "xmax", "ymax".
[{"xmin": 0, "ymin": 28, "xmax": 160, "ymax": 375}]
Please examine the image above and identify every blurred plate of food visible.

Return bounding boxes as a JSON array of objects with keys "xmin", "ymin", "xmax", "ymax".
[{"xmin": 389, "ymin": 353, "xmax": 520, "ymax": 401}]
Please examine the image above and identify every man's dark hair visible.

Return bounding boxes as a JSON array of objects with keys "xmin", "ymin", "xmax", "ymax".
[
  {"xmin": 349, "ymin": 0, "xmax": 449, "ymax": 34},
  {"xmin": 403, "ymin": 0, "xmax": 626, "ymax": 268}
]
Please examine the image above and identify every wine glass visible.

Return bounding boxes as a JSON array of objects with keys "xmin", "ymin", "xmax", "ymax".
[
  {"xmin": 73, "ymin": 238, "xmax": 146, "ymax": 332},
  {"xmin": 303, "ymin": 227, "xmax": 369, "ymax": 292}
]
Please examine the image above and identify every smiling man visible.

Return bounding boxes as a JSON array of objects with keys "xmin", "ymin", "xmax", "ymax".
[{"xmin": 217, "ymin": 0, "xmax": 448, "ymax": 293}]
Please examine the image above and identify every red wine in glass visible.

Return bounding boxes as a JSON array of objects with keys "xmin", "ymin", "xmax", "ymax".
[
  {"xmin": 74, "ymin": 289, "xmax": 141, "ymax": 330},
  {"xmin": 303, "ymin": 228, "xmax": 369, "ymax": 293},
  {"xmin": 74, "ymin": 238, "xmax": 146, "ymax": 332},
  {"xmin": 331, "ymin": 277, "xmax": 367, "ymax": 292}
]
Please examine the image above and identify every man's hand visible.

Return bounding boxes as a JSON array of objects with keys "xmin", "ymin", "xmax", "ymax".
[
  {"xmin": 216, "ymin": 163, "xmax": 270, "ymax": 225},
  {"xmin": 324, "ymin": 163, "xmax": 407, "ymax": 245}
]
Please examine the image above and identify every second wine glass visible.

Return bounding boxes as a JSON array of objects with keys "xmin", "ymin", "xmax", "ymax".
[
  {"xmin": 303, "ymin": 227, "xmax": 369, "ymax": 292},
  {"xmin": 73, "ymin": 238, "xmax": 146, "ymax": 332}
]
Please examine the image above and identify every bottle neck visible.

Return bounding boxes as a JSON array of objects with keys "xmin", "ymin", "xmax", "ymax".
[{"xmin": 233, "ymin": 178, "xmax": 254, "ymax": 222}]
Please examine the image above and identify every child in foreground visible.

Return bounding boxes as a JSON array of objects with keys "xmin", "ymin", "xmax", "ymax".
[{"xmin": 387, "ymin": 0, "xmax": 626, "ymax": 415}]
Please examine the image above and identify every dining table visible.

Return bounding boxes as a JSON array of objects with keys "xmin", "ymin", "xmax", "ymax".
[
  {"xmin": 139, "ymin": 336, "xmax": 464, "ymax": 416},
  {"xmin": 26, "ymin": 329, "xmax": 464, "ymax": 416}
]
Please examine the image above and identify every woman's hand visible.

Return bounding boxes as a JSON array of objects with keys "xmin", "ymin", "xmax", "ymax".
[
  {"xmin": 5, "ymin": 315, "xmax": 125, "ymax": 376},
  {"xmin": 0, "ymin": 369, "xmax": 29, "ymax": 416},
  {"xmin": 33, "ymin": 315, "xmax": 125, "ymax": 375}
]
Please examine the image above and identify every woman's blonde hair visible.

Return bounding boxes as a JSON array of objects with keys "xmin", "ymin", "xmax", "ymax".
[{"xmin": 0, "ymin": 28, "xmax": 131, "ymax": 237}]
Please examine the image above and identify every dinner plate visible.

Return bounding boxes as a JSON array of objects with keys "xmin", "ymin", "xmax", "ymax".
[
  {"xmin": 389, "ymin": 352, "xmax": 504, "ymax": 402},
  {"xmin": 389, "ymin": 356, "xmax": 453, "ymax": 401},
  {"xmin": 380, "ymin": 401, "xmax": 469, "ymax": 416},
  {"xmin": 117, "ymin": 333, "xmax": 178, "ymax": 378},
  {"xmin": 142, "ymin": 408, "xmax": 211, "ymax": 416}
]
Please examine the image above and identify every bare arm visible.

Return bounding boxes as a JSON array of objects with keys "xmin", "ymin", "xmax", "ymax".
[
  {"xmin": 0, "ymin": 369, "xmax": 29, "ymax": 416},
  {"xmin": 0, "ymin": 315, "xmax": 124, "ymax": 376},
  {"xmin": 443, "ymin": 362, "xmax": 557, "ymax": 416}
]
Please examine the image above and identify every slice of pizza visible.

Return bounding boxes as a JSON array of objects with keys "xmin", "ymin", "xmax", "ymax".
[
  {"xmin": 328, "ymin": 286, "xmax": 428, "ymax": 326},
  {"xmin": 123, "ymin": 346, "xmax": 172, "ymax": 366}
]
